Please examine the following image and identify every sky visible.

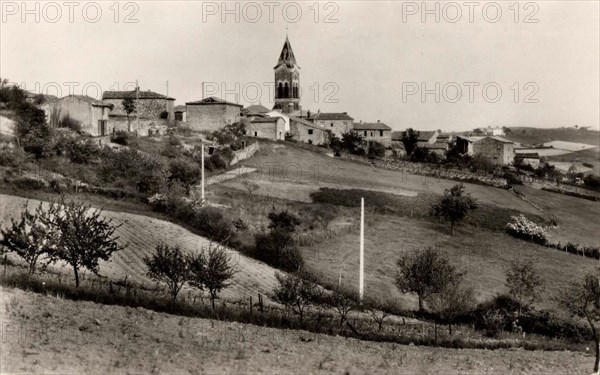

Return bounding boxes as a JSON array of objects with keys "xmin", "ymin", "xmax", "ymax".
[{"xmin": 1, "ymin": 1, "xmax": 598, "ymax": 131}]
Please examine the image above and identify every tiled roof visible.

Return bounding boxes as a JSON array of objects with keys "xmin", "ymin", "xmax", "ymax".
[
  {"xmin": 174, "ymin": 105, "xmax": 186, "ymax": 112},
  {"xmin": 391, "ymin": 131, "xmax": 404, "ymax": 140},
  {"xmin": 244, "ymin": 104, "xmax": 271, "ymax": 114},
  {"xmin": 417, "ymin": 131, "xmax": 437, "ymax": 142},
  {"xmin": 352, "ymin": 122, "xmax": 391, "ymax": 131},
  {"xmin": 102, "ymin": 90, "xmax": 175, "ymax": 100},
  {"xmin": 250, "ymin": 116, "xmax": 282, "ymax": 123},
  {"xmin": 186, "ymin": 96, "xmax": 243, "ymax": 108},
  {"xmin": 60, "ymin": 95, "xmax": 113, "ymax": 107},
  {"xmin": 418, "ymin": 142, "xmax": 448, "ymax": 150},
  {"xmin": 290, "ymin": 116, "xmax": 326, "ymax": 130},
  {"xmin": 313, "ymin": 112, "xmax": 354, "ymax": 121}
]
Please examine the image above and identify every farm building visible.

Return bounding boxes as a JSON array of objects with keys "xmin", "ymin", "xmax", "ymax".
[
  {"xmin": 311, "ymin": 112, "xmax": 354, "ymax": 138},
  {"xmin": 352, "ymin": 121, "xmax": 392, "ymax": 146},
  {"xmin": 185, "ymin": 97, "xmax": 243, "ymax": 133},
  {"xmin": 174, "ymin": 105, "xmax": 186, "ymax": 122},
  {"xmin": 289, "ymin": 116, "xmax": 328, "ymax": 145},
  {"xmin": 45, "ymin": 95, "xmax": 113, "ymax": 136},
  {"xmin": 514, "ymin": 152, "xmax": 541, "ymax": 168},
  {"xmin": 456, "ymin": 136, "xmax": 515, "ymax": 165},
  {"xmin": 102, "ymin": 89, "xmax": 175, "ymax": 120},
  {"xmin": 416, "ymin": 130, "xmax": 439, "ymax": 144},
  {"xmin": 243, "ymin": 104, "xmax": 271, "ymax": 117},
  {"xmin": 246, "ymin": 116, "xmax": 286, "ymax": 141}
]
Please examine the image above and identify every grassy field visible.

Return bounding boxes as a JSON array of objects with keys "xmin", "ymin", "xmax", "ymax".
[
  {"xmin": 0, "ymin": 193, "xmax": 281, "ymax": 303},
  {"xmin": 0, "ymin": 285, "xmax": 593, "ymax": 374},
  {"xmin": 547, "ymin": 147, "xmax": 600, "ymax": 175},
  {"xmin": 504, "ymin": 127, "xmax": 600, "ymax": 147}
]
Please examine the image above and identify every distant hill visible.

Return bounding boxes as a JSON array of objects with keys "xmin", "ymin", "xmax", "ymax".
[{"xmin": 504, "ymin": 127, "xmax": 600, "ymax": 147}]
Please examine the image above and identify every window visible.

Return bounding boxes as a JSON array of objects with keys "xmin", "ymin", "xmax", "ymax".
[
  {"xmin": 380, "ymin": 130, "xmax": 383, "ymax": 137},
  {"xmin": 98, "ymin": 120, "xmax": 107, "ymax": 136},
  {"xmin": 254, "ymin": 131, "xmax": 258, "ymax": 137},
  {"xmin": 308, "ymin": 129, "xmax": 314, "ymax": 135},
  {"xmin": 284, "ymin": 82, "xmax": 289, "ymax": 97},
  {"xmin": 370, "ymin": 132, "xmax": 373, "ymax": 137},
  {"xmin": 364, "ymin": 131, "xmax": 367, "ymax": 136},
  {"xmin": 330, "ymin": 123, "xmax": 334, "ymax": 127},
  {"xmin": 277, "ymin": 83, "xmax": 283, "ymax": 98}
]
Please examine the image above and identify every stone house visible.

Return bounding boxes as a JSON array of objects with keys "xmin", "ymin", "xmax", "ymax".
[
  {"xmin": 514, "ymin": 152, "xmax": 541, "ymax": 168},
  {"xmin": 416, "ymin": 130, "xmax": 440, "ymax": 144},
  {"xmin": 102, "ymin": 89, "xmax": 175, "ymax": 120},
  {"xmin": 352, "ymin": 121, "xmax": 392, "ymax": 146},
  {"xmin": 311, "ymin": 112, "xmax": 354, "ymax": 138},
  {"xmin": 185, "ymin": 97, "xmax": 242, "ymax": 133},
  {"xmin": 246, "ymin": 116, "xmax": 286, "ymax": 141},
  {"xmin": 456, "ymin": 136, "xmax": 515, "ymax": 165},
  {"xmin": 289, "ymin": 116, "xmax": 328, "ymax": 145},
  {"xmin": 46, "ymin": 95, "xmax": 113, "ymax": 136}
]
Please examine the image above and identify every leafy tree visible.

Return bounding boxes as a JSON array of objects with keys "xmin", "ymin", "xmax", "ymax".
[
  {"xmin": 395, "ymin": 247, "xmax": 464, "ymax": 312},
  {"xmin": 43, "ymin": 200, "xmax": 124, "ymax": 287},
  {"xmin": 15, "ymin": 102, "xmax": 54, "ymax": 159},
  {"xmin": 144, "ymin": 243, "xmax": 189, "ymax": 302},
  {"xmin": 367, "ymin": 141, "xmax": 386, "ymax": 159},
  {"xmin": 341, "ymin": 130, "xmax": 365, "ymax": 155},
  {"xmin": 400, "ymin": 128, "xmax": 420, "ymax": 155},
  {"xmin": 169, "ymin": 158, "xmax": 201, "ymax": 193},
  {"xmin": 271, "ymin": 271, "xmax": 321, "ymax": 322},
  {"xmin": 557, "ymin": 272, "xmax": 600, "ymax": 373},
  {"xmin": 427, "ymin": 283, "xmax": 476, "ymax": 335},
  {"xmin": 268, "ymin": 210, "xmax": 301, "ymax": 232},
  {"xmin": 325, "ymin": 287, "xmax": 361, "ymax": 326},
  {"xmin": 505, "ymin": 256, "xmax": 544, "ymax": 312},
  {"xmin": 122, "ymin": 96, "xmax": 136, "ymax": 122},
  {"xmin": 365, "ymin": 299, "xmax": 393, "ymax": 331},
  {"xmin": 430, "ymin": 184, "xmax": 478, "ymax": 235},
  {"xmin": 188, "ymin": 244, "xmax": 235, "ymax": 309},
  {"xmin": 209, "ymin": 122, "xmax": 246, "ymax": 150},
  {"xmin": 252, "ymin": 229, "xmax": 304, "ymax": 272},
  {"xmin": 0, "ymin": 202, "xmax": 58, "ymax": 275}
]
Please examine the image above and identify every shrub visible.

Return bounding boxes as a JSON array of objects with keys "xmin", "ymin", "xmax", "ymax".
[
  {"xmin": 110, "ymin": 130, "xmax": 131, "ymax": 145},
  {"xmin": 340, "ymin": 130, "xmax": 365, "ymax": 155},
  {"xmin": 11, "ymin": 176, "xmax": 48, "ymax": 190},
  {"xmin": 271, "ymin": 271, "xmax": 321, "ymax": 322},
  {"xmin": 169, "ymin": 157, "xmax": 201, "ymax": 193},
  {"xmin": 268, "ymin": 210, "xmax": 301, "ymax": 232},
  {"xmin": 208, "ymin": 154, "xmax": 227, "ymax": 170},
  {"xmin": 505, "ymin": 214, "xmax": 548, "ymax": 245},
  {"xmin": 66, "ymin": 138, "xmax": 100, "ymax": 164},
  {"xmin": 59, "ymin": 114, "xmax": 82, "ymax": 133},
  {"xmin": 367, "ymin": 141, "xmax": 386, "ymax": 159},
  {"xmin": 582, "ymin": 162, "xmax": 594, "ymax": 169},
  {"xmin": 584, "ymin": 174, "xmax": 600, "ymax": 189},
  {"xmin": 0, "ymin": 146, "xmax": 30, "ymax": 168},
  {"xmin": 251, "ymin": 229, "xmax": 304, "ymax": 272}
]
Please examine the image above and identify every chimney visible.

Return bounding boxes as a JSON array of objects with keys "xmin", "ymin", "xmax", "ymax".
[
  {"xmin": 307, "ymin": 110, "xmax": 311, "ymax": 119},
  {"xmin": 343, "ymin": 112, "xmax": 347, "ymax": 114},
  {"xmin": 377, "ymin": 120, "xmax": 380, "ymax": 123}
]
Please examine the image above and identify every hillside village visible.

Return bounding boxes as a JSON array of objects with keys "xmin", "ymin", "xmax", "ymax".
[{"xmin": 1, "ymin": 34, "xmax": 600, "ymax": 374}]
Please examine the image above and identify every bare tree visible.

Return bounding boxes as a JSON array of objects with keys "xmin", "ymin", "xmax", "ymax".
[
  {"xmin": 43, "ymin": 200, "xmax": 124, "ymax": 287},
  {"xmin": 144, "ymin": 243, "xmax": 189, "ymax": 302},
  {"xmin": 365, "ymin": 299, "xmax": 393, "ymax": 331},
  {"xmin": 427, "ymin": 283, "xmax": 476, "ymax": 335},
  {"xmin": 325, "ymin": 287, "xmax": 360, "ymax": 326},
  {"xmin": 0, "ymin": 202, "xmax": 58, "ymax": 275},
  {"xmin": 505, "ymin": 256, "xmax": 544, "ymax": 313},
  {"xmin": 557, "ymin": 272, "xmax": 600, "ymax": 373},
  {"xmin": 395, "ymin": 247, "xmax": 464, "ymax": 312},
  {"xmin": 431, "ymin": 184, "xmax": 478, "ymax": 235},
  {"xmin": 240, "ymin": 178, "xmax": 259, "ymax": 195}
]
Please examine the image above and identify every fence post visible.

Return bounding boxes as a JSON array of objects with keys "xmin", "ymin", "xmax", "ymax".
[{"xmin": 250, "ymin": 296, "xmax": 253, "ymax": 315}]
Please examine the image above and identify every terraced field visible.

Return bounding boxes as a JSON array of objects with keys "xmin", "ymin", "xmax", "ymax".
[{"xmin": 0, "ymin": 194, "xmax": 280, "ymax": 302}]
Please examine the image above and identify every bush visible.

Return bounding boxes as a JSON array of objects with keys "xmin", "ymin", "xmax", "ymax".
[
  {"xmin": 169, "ymin": 158, "xmax": 201, "ymax": 192},
  {"xmin": 584, "ymin": 174, "xmax": 600, "ymax": 189},
  {"xmin": 0, "ymin": 146, "xmax": 30, "ymax": 168},
  {"xmin": 250, "ymin": 229, "xmax": 304, "ymax": 272},
  {"xmin": 66, "ymin": 138, "xmax": 100, "ymax": 164},
  {"xmin": 11, "ymin": 176, "xmax": 48, "ymax": 190},
  {"xmin": 367, "ymin": 141, "xmax": 386, "ymax": 159},
  {"xmin": 110, "ymin": 130, "xmax": 131, "ymax": 145},
  {"xmin": 505, "ymin": 214, "xmax": 548, "ymax": 245}
]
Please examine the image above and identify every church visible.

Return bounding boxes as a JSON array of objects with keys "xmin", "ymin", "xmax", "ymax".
[{"xmin": 272, "ymin": 35, "xmax": 301, "ymax": 114}]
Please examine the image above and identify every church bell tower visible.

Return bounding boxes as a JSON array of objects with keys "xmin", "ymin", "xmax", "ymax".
[{"xmin": 273, "ymin": 36, "xmax": 300, "ymax": 114}]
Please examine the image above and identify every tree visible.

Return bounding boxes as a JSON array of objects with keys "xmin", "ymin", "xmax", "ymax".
[
  {"xmin": 557, "ymin": 272, "xmax": 600, "ymax": 373},
  {"xmin": 367, "ymin": 141, "xmax": 386, "ymax": 159},
  {"xmin": 341, "ymin": 130, "xmax": 365, "ymax": 155},
  {"xmin": 325, "ymin": 287, "xmax": 360, "ymax": 326},
  {"xmin": 188, "ymin": 244, "xmax": 235, "ymax": 309},
  {"xmin": 43, "ymin": 200, "xmax": 124, "ymax": 287},
  {"xmin": 505, "ymin": 256, "xmax": 544, "ymax": 313},
  {"xmin": 252, "ymin": 229, "xmax": 304, "ymax": 272},
  {"xmin": 268, "ymin": 210, "xmax": 301, "ymax": 232},
  {"xmin": 122, "ymin": 96, "xmax": 136, "ymax": 123},
  {"xmin": 427, "ymin": 283, "xmax": 476, "ymax": 335},
  {"xmin": 365, "ymin": 299, "xmax": 393, "ymax": 331},
  {"xmin": 169, "ymin": 158, "xmax": 201, "ymax": 193},
  {"xmin": 271, "ymin": 271, "xmax": 321, "ymax": 322},
  {"xmin": 430, "ymin": 184, "xmax": 478, "ymax": 235},
  {"xmin": 15, "ymin": 102, "xmax": 54, "ymax": 159},
  {"xmin": 144, "ymin": 243, "xmax": 189, "ymax": 302},
  {"xmin": 0, "ymin": 202, "xmax": 58, "ymax": 275},
  {"xmin": 395, "ymin": 247, "xmax": 464, "ymax": 312},
  {"xmin": 240, "ymin": 178, "xmax": 259, "ymax": 195},
  {"xmin": 400, "ymin": 128, "xmax": 420, "ymax": 155}
]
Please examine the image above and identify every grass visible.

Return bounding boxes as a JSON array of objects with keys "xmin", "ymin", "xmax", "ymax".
[
  {"xmin": 504, "ymin": 127, "xmax": 600, "ymax": 147},
  {"xmin": 547, "ymin": 147, "xmax": 600, "ymax": 175}
]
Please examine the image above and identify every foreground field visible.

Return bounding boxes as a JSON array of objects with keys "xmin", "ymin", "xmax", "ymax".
[
  {"xmin": 0, "ymin": 194, "xmax": 280, "ymax": 302},
  {"xmin": 0, "ymin": 285, "xmax": 592, "ymax": 374}
]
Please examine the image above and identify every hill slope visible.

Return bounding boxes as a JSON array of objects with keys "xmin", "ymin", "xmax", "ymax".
[{"xmin": 504, "ymin": 127, "xmax": 600, "ymax": 147}]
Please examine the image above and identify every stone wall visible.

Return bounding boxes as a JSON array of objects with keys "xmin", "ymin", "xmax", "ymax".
[
  {"xmin": 107, "ymin": 118, "xmax": 170, "ymax": 137},
  {"xmin": 186, "ymin": 104, "xmax": 241, "ymax": 133},
  {"xmin": 230, "ymin": 142, "xmax": 260, "ymax": 166},
  {"xmin": 104, "ymin": 98, "xmax": 174, "ymax": 120},
  {"xmin": 314, "ymin": 119, "xmax": 351, "ymax": 138},
  {"xmin": 290, "ymin": 121, "xmax": 327, "ymax": 145},
  {"xmin": 473, "ymin": 138, "xmax": 514, "ymax": 165}
]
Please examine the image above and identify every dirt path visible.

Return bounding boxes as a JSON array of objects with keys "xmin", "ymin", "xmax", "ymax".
[{"xmin": 0, "ymin": 285, "xmax": 592, "ymax": 374}]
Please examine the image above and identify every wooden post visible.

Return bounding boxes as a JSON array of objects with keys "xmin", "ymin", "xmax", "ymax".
[{"xmin": 250, "ymin": 296, "xmax": 253, "ymax": 315}]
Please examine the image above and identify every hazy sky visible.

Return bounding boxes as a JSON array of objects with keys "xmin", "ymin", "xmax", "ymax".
[{"xmin": 1, "ymin": 1, "xmax": 598, "ymax": 131}]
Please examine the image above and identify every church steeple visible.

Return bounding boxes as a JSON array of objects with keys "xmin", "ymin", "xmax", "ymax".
[
  {"xmin": 273, "ymin": 35, "xmax": 301, "ymax": 114},
  {"xmin": 275, "ymin": 36, "xmax": 298, "ymax": 69}
]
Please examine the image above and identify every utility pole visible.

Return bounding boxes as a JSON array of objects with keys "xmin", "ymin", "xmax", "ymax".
[
  {"xmin": 359, "ymin": 197, "xmax": 364, "ymax": 301},
  {"xmin": 135, "ymin": 79, "xmax": 139, "ymax": 133},
  {"xmin": 201, "ymin": 142, "xmax": 205, "ymax": 202}
]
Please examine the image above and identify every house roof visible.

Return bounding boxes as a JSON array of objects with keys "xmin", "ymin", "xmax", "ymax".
[
  {"xmin": 244, "ymin": 104, "xmax": 271, "ymax": 115},
  {"xmin": 174, "ymin": 105, "xmax": 186, "ymax": 112},
  {"xmin": 313, "ymin": 112, "xmax": 354, "ymax": 121},
  {"xmin": 60, "ymin": 95, "xmax": 113, "ymax": 107},
  {"xmin": 417, "ymin": 131, "xmax": 437, "ymax": 142},
  {"xmin": 391, "ymin": 131, "xmax": 404, "ymax": 141},
  {"xmin": 417, "ymin": 141, "xmax": 448, "ymax": 150},
  {"xmin": 185, "ymin": 96, "xmax": 243, "ymax": 108},
  {"xmin": 274, "ymin": 36, "xmax": 299, "ymax": 69},
  {"xmin": 250, "ymin": 116, "xmax": 282, "ymax": 124},
  {"xmin": 515, "ymin": 152, "xmax": 540, "ymax": 159},
  {"xmin": 352, "ymin": 122, "xmax": 391, "ymax": 131},
  {"xmin": 102, "ymin": 90, "xmax": 175, "ymax": 100},
  {"xmin": 290, "ymin": 116, "xmax": 326, "ymax": 131},
  {"xmin": 457, "ymin": 135, "xmax": 513, "ymax": 144}
]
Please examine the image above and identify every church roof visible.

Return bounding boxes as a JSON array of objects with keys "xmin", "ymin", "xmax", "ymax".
[{"xmin": 274, "ymin": 36, "xmax": 299, "ymax": 69}]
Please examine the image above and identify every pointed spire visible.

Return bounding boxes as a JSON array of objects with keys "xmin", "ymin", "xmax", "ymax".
[{"xmin": 275, "ymin": 35, "xmax": 297, "ymax": 69}]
